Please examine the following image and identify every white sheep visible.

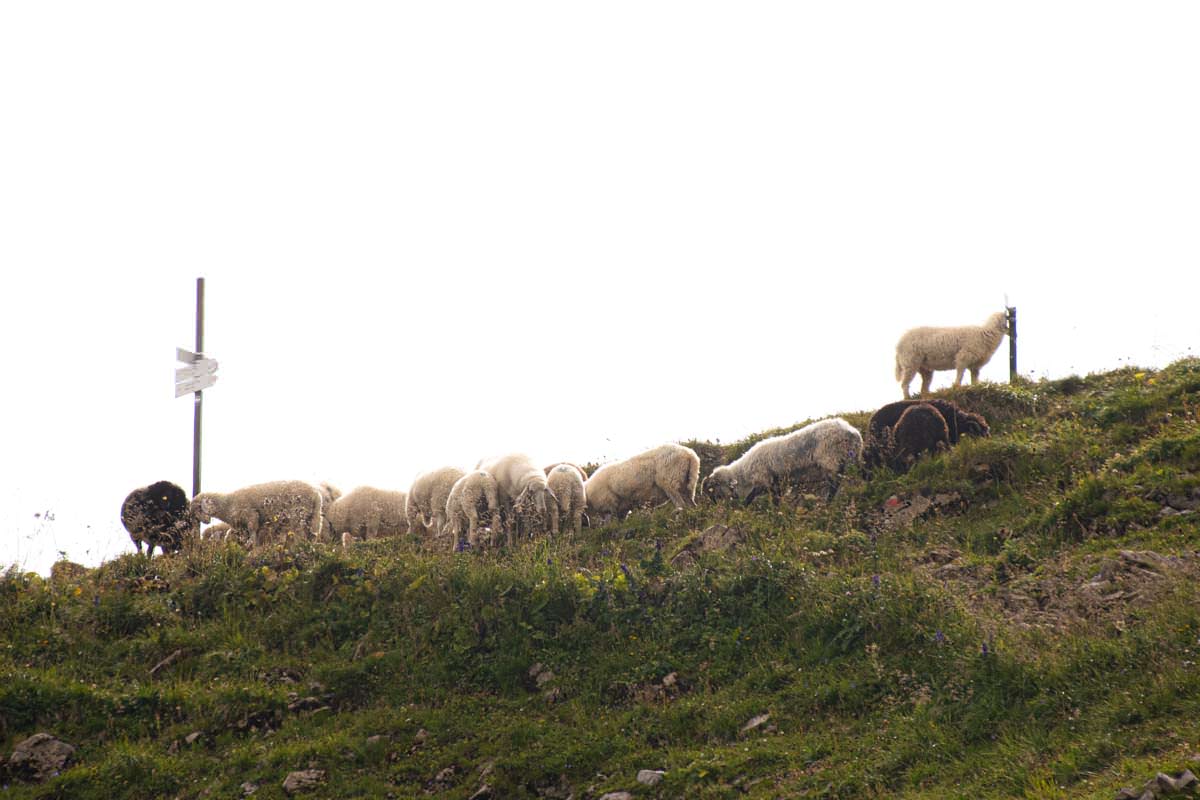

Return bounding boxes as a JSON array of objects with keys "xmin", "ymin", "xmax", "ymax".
[
  {"xmin": 316, "ymin": 481, "xmax": 343, "ymax": 542},
  {"xmin": 406, "ymin": 467, "xmax": 466, "ymax": 540},
  {"xmin": 191, "ymin": 480, "xmax": 324, "ymax": 547},
  {"xmin": 327, "ymin": 486, "xmax": 409, "ymax": 545},
  {"xmin": 583, "ymin": 443, "xmax": 700, "ymax": 524},
  {"xmin": 442, "ymin": 470, "xmax": 502, "ymax": 550},
  {"xmin": 475, "ymin": 454, "xmax": 557, "ymax": 545},
  {"xmin": 894, "ymin": 311, "xmax": 1009, "ymax": 398},
  {"xmin": 702, "ymin": 418, "xmax": 863, "ymax": 505},
  {"xmin": 547, "ymin": 463, "xmax": 587, "ymax": 537}
]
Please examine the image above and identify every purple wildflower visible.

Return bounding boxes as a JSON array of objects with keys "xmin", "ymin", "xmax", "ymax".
[
  {"xmin": 935, "ymin": 630, "xmax": 945, "ymax": 644},
  {"xmin": 872, "ymin": 574, "xmax": 881, "ymax": 588}
]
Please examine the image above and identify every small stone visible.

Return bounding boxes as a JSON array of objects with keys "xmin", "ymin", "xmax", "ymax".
[
  {"xmin": 9, "ymin": 733, "xmax": 76, "ymax": 782},
  {"xmin": 414, "ymin": 729, "xmax": 429, "ymax": 744},
  {"xmin": 535, "ymin": 669, "xmax": 556, "ymax": 687},
  {"xmin": 1114, "ymin": 788, "xmax": 1139, "ymax": 800},
  {"xmin": 637, "ymin": 769, "xmax": 666, "ymax": 786},
  {"xmin": 598, "ymin": 793, "xmax": 633, "ymax": 800},
  {"xmin": 661, "ymin": 672, "xmax": 678, "ymax": 688},
  {"xmin": 282, "ymin": 769, "xmax": 326, "ymax": 795},
  {"xmin": 469, "ymin": 786, "xmax": 495, "ymax": 800},
  {"xmin": 241, "ymin": 782, "xmax": 258, "ymax": 796},
  {"xmin": 308, "ymin": 706, "xmax": 333, "ymax": 720},
  {"xmin": 529, "ymin": 663, "xmax": 545, "ymax": 679},
  {"xmin": 543, "ymin": 687, "xmax": 563, "ymax": 704},
  {"xmin": 1176, "ymin": 769, "xmax": 1198, "ymax": 790},
  {"xmin": 366, "ymin": 735, "xmax": 385, "ymax": 746}
]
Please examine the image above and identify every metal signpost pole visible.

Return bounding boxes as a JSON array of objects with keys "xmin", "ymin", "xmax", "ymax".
[{"xmin": 194, "ymin": 278, "xmax": 205, "ymax": 497}]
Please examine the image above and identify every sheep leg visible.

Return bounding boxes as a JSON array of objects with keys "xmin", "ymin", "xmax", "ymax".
[
  {"xmin": 572, "ymin": 509, "xmax": 583, "ymax": 538},
  {"xmin": 919, "ymin": 369, "xmax": 933, "ymax": 396},
  {"xmin": 969, "ymin": 366, "xmax": 980, "ymax": 384},
  {"xmin": 662, "ymin": 486, "xmax": 688, "ymax": 510},
  {"xmin": 900, "ymin": 368, "xmax": 916, "ymax": 399},
  {"xmin": 953, "ymin": 366, "xmax": 966, "ymax": 387}
]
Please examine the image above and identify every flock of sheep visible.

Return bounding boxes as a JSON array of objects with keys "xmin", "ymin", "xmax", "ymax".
[{"xmin": 120, "ymin": 312, "xmax": 1008, "ymax": 556}]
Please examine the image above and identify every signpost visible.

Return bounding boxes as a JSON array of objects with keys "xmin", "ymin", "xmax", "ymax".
[{"xmin": 176, "ymin": 279, "xmax": 215, "ymax": 496}]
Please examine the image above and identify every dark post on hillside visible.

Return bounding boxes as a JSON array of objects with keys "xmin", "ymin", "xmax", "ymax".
[
  {"xmin": 1007, "ymin": 305, "xmax": 1017, "ymax": 384},
  {"xmin": 193, "ymin": 278, "xmax": 205, "ymax": 496}
]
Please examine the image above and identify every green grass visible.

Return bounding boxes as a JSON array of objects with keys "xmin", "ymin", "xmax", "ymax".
[{"xmin": 4, "ymin": 358, "xmax": 1200, "ymax": 798}]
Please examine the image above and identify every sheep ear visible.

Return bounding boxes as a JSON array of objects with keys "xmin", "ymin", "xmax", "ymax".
[
  {"xmin": 729, "ymin": 478, "xmax": 738, "ymax": 487},
  {"xmin": 514, "ymin": 487, "xmax": 529, "ymax": 507}
]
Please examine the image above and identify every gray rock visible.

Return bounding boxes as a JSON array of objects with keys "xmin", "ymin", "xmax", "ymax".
[
  {"xmin": 740, "ymin": 713, "xmax": 771, "ymax": 734},
  {"xmin": 282, "ymin": 769, "xmax": 326, "ymax": 794},
  {"xmin": 184, "ymin": 731, "xmax": 203, "ymax": 745},
  {"xmin": 536, "ymin": 669, "xmax": 556, "ymax": 688},
  {"xmin": 241, "ymin": 782, "xmax": 258, "ymax": 796},
  {"xmin": 9, "ymin": 733, "xmax": 75, "ymax": 782},
  {"xmin": 598, "ymin": 793, "xmax": 633, "ymax": 800},
  {"xmin": 637, "ymin": 769, "xmax": 666, "ymax": 786}
]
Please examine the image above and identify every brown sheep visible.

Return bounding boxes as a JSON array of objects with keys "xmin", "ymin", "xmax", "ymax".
[
  {"xmin": 864, "ymin": 399, "xmax": 989, "ymax": 469},
  {"xmin": 887, "ymin": 403, "xmax": 951, "ymax": 472}
]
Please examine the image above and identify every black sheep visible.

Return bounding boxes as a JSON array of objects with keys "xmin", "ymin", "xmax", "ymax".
[
  {"xmin": 120, "ymin": 480, "xmax": 191, "ymax": 556},
  {"xmin": 887, "ymin": 403, "xmax": 951, "ymax": 472}
]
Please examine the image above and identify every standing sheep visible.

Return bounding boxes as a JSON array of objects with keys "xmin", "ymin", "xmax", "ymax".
[
  {"xmin": 443, "ymin": 470, "xmax": 502, "ymax": 550},
  {"xmin": 316, "ymin": 482, "xmax": 343, "ymax": 542},
  {"xmin": 120, "ymin": 480, "xmax": 192, "ymax": 556},
  {"xmin": 191, "ymin": 480, "xmax": 323, "ymax": 548},
  {"xmin": 327, "ymin": 486, "xmax": 409, "ymax": 545},
  {"xmin": 476, "ymin": 454, "xmax": 558, "ymax": 545},
  {"xmin": 544, "ymin": 462, "xmax": 588, "ymax": 481},
  {"xmin": 702, "ymin": 418, "xmax": 862, "ymax": 505},
  {"xmin": 887, "ymin": 403, "xmax": 951, "ymax": 472},
  {"xmin": 895, "ymin": 311, "xmax": 1009, "ymax": 398},
  {"xmin": 546, "ymin": 463, "xmax": 587, "ymax": 537},
  {"xmin": 584, "ymin": 443, "xmax": 700, "ymax": 525},
  {"xmin": 406, "ymin": 467, "xmax": 466, "ymax": 541}
]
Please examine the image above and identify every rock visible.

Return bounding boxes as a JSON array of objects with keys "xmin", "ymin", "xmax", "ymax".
[
  {"xmin": 413, "ymin": 729, "xmax": 429, "ymax": 744},
  {"xmin": 287, "ymin": 696, "xmax": 324, "ymax": 714},
  {"xmin": 535, "ymin": 669, "xmax": 556, "ymax": 688},
  {"xmin": 469, "ymin": 786, "xmax": 495, "ymax": 800},
  {"xmin": 543, "ymin": 687, "xmax": 563, "ymax": 704},
  {"xmin": 598, "ymin": 793, "xmax": 634, "ymax": 800},
  {"xmin": 9, "ymin": 732, "xmax": 76, "ymax": 782},
  {"xmin": 366, "ymin": 735, "xmax": 385, "ymax": 746},
  {"xmin": 637, "ymin": 769, "xmax": 666, "ymax": 786},
  {"xmin": 1114, "ymin": 789, "xmax": 1140, "ymax": 800},
  {"xmin": 282, "ymin": 769, "xmax": 326, "ymax": 794},
  {"xmin": 740, "ymin": 713, "xmax": 771, "ymax": 735},
  {"xmin": 185, "ymin": 731, "xmax": 203, "ymax": 745},
  {"xmin": 529, "ymin": 663, "xmax": 545, "ymax": 679},
  {"xmin": 1167, "ymin": 494, "xmax": 1200, "ymax": 511},
  {"xmin": 241, "ymin": 782, "xmax": 258, "ymax": 796},
  {"xmin": 671, "ymin": 525, "xmax": 746, "ymax": 567},
  {"xmin": 428, "ymin": 766, "xmax": 457, "ymax": 793},
  {"xmin": 661, "ymin": 672, "xmax": 678, "ymax": 688}
]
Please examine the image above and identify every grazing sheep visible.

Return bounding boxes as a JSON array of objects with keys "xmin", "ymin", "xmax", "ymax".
[
  {"xmin": 547, "ymin": 463, "xmax": 587, "ymax": 537},
  {"xmin": 864, "ymin": 399, "xmax": 990, "ymax": 469},
  {"xmin": 443, "ymin": 470, "xmax": 502, "ymax": 550},
  {"xmin": 120, "ymin": 480, "xmax": 192, "ymax": 556},
  {"xmin": 476, "ymin": 454, "xmax": 558, "ymax": 544},
  {"xmin": 702, "ymin": 418, "xmax": 862, "ymax": 505},
  {"xmin": 406, "ymin": 467, "xmax": 466, "ymax": 540},
  {"xmin": 191, "ymin": 480, "xmax": 323, "ymax": 547},
  {"xmin": 584, "ymin": 443, "xmax": 700, "ymax": 524},
  {"xmin": 895, "ymin": 311, "xmax": 1009, "ymax": 398},
  {"xmin": 200, "ymin": 521, "xmax": 233, "ymax": 542},
  {"xmin": 544, "ymin": 462, "xmax": 588, "ymax": 481},
  {"xmin": 327, "ymin": 487, "xmax": 409, "ymax": 545},
  {"xmin": 887, "ymin": 403, "xmax": 951, "ymax": 472}
]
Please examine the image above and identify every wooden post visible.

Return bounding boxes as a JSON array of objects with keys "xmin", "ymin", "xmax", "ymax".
[
  {"xmin": 193, "ymin": 278, "xmax": 205, "ymax": 497},
  {"xmin": 1007, "ymin": 305, "xmax": 1017, "ymax": 384}
]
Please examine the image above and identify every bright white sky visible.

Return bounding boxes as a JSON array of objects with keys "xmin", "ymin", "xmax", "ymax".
[{"xmin": 2, "ymin": 2, "xmax": 1197, "ymax": 575}]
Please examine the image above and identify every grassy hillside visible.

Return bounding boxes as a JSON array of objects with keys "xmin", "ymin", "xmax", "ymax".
[{"xmin": 4, "ymin": 359, "xmax": 1200, "ymax": 799}]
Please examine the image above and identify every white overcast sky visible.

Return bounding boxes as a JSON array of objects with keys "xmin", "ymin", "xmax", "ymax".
[{"xmin": 2, "ymin": 2, "xmax": 1197, "ymax": 575}]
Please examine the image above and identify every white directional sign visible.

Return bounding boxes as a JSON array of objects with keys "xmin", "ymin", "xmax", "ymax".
[{"xmin": 175, "ymin": 347, "xmax": 219, "ymax": 398}]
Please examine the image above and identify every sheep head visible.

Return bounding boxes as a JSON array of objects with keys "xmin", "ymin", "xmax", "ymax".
[
  {"xmin": 190, "ymin": 493, "xmax": 217, "ymax": 524},
  {"xmin": 960, "ymin": 412, "xmax": 991, "ymax": 438},
  {"xmin": 514, "ymin": 483, "xmax": 556, "ymax": 517},
  {"xmin": 702, "ymin": 468, "xmax": 737, "ymax": 503}
]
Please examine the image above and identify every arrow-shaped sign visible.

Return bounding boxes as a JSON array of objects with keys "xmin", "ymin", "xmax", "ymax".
[{"xmin": 175, "ymin": 347, "xmax": 219, "ymax": 397}]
